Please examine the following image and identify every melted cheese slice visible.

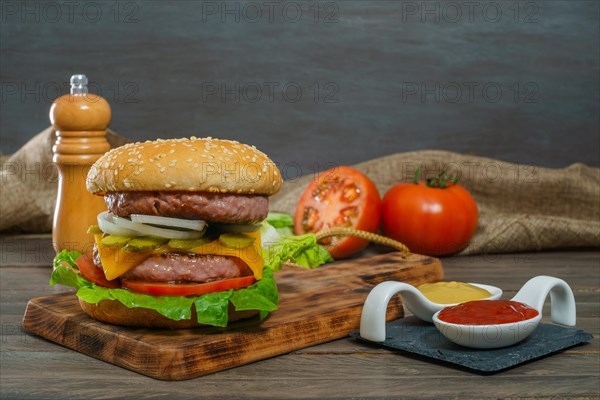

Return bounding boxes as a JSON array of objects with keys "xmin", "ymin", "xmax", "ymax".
[{"xmin": 94, "ymin": 232, "xmax": 264, "ymax": 281}]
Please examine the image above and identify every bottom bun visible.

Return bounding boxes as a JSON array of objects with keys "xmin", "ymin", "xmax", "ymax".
[{"xmin": 78, "ymin": 298, "xmax": 260, "ymax": 329}]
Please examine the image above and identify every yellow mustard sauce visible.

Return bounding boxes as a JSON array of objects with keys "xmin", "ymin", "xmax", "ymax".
[{"xmin": 417, "ymin": 281, "xmax": 492, "ymax": 304}]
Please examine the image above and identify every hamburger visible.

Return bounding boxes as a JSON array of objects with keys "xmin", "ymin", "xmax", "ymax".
[{"xmin": 51, "ymin": 137, "xmax": 282, "ymax": 328}]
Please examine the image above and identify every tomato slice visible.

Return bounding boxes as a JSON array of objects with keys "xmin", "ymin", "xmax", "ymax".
[
  {"xmin": 121, "ymin": 275, "xmax": 256, "ymax": 296},
  {"xmin": 76, "ymin": 255, "xmax": 121, "ymax": 289},
  {"xmin": 293, "ymin": 166, "xmax": 382, "ymax": 259}
]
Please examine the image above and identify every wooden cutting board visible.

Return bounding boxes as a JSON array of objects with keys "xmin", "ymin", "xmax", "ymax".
[{"xmin": 23, "ymin": 252, "xmax": 443, "ymax": 380}]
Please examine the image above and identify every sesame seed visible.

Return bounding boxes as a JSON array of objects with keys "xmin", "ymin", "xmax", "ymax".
[
  {"xmin": 160, "ymin": 167, "xmax": 166, "ymax": 173},
  {"xmin": 165, "ymin": 183, "xmax": 172, "ymax": 188}
]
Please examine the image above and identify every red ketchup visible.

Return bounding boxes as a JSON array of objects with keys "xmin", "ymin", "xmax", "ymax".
[{"xmin": 438, "ymin": 300, "xmax": 539, "ymax": 325}]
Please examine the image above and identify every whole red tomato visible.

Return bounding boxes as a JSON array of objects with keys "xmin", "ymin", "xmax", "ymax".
[
  {"xmin": 381, "ymin": 178, "xmax": 478, "ymax": 256},
  {"xmin": 294, "ymin": 166, "xmax": 382, "ymax": 259}
]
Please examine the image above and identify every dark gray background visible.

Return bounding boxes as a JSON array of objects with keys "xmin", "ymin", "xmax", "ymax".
[{"xmin": 1, "ymin": 0, "xmax": 599, "ymax": 175}]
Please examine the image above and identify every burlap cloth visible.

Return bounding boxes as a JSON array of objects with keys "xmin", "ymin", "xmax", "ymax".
[
  {"xmin": 271, "ymin": 153, "xmax": 600, "ymax": 255},
  {"xmin": 0, "ymin": 128, "xmax": 127, "ymax": 233},
  {"xmin": 2, "ymin": 129, "xmax": 599, "ymax": 255}
]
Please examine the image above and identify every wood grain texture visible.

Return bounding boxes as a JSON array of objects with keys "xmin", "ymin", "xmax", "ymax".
[
  {"xmin": 2, "ymin": 247, "xmax": 598, "ymax": 399},
  {"xmin": 22, "ymin": 252, "xmax": 443, "ymax": 380}
]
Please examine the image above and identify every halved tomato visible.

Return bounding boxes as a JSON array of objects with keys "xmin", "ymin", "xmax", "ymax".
[
  {"xmin": 121, "ymin": 275, "xmax": 256, "ymax": 296},
  {"xmin": 75, "ymin": 255, "xmax": 121, "ymax": 289},
  {"xmin": 293, "ymin": 166, "xmax": 382, "ymax": 259}
]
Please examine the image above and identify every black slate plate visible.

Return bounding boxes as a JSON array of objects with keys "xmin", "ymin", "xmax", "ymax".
[{"xmin": 351, "ymin": 316, "xmax": 593, "ymax": 373}]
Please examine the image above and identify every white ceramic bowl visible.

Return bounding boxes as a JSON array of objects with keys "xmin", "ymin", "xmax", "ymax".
[
  {"xmin": 359, "ymin": 281, "xmax": 502, "ymax": 342},
  {"xmin": 413, "ymin": 282, "xmax": 503, "ymax": 314},
  {"xmin": 430, "ymin": 275, "xmax": 578, "ymax": 349},
  {"xmin": 432, "ymin": 309, "xmax": 542, "ymax": 349},
  {"xmin": 360, "ymin": 276, "xmax": 576, "ymax": 345}
]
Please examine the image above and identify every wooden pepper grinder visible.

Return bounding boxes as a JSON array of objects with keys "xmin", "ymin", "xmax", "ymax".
[{"xmin": 50, "ymin": 74, "xmax": 111, "ymax": 254}]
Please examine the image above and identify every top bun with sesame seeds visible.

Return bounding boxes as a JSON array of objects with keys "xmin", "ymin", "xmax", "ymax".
[{"xmin": 87, "ymin": 136, "xmax": 282, "ymax": 196}]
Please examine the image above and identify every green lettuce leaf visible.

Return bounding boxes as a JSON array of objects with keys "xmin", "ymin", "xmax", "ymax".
[
  {"xmin": 261, "ymin": 213, "xmax": 333, "ymax": 271},
  {"xmin": 50, "ymin": 250, "xmax": 84, "ymax": 287},
  {"xmin": 50, "ymin": 251, "xmax": 279, "ymax": 328},
  {"xmin": 231, "ymin": 267, "xmax": 279, "ymax": 319},
  {"xmin": 265, "ymin": 212, "xmax": 294, "ymax": 237},
  {"xmin": 262, "ymin": 233, "xmax": 334, "ymax": 272},
  {"xmin": 265, "ymin": 212, "xmax": 294, "ymax": 229}
]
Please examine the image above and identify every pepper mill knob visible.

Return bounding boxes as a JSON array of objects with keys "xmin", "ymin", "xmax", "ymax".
[{"xmin": 50, "ymin": 74, "xmax": 111, "ymax": 254}]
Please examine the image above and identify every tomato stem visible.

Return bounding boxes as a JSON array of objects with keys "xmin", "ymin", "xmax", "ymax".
[
  {"xmin": 414, "ymin": 165, "xmax": 459, "ymax": 188},
  {"xmin": 413, "ymin": 165, "xmax": 421, "ymax": 184}
]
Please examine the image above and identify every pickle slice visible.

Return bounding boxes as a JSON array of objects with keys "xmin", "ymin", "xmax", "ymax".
[
  {"xmin": 218, "ymin": 233, "xmax": 255, "ymax": 249},
  {"xmin": 168, "ymin": 236, "xmax": 214, "ymax": 250},
  {"xmin": 100, "ymin": 235, "xmax": 131, "ymax": 248},
  {"xmin": 87, "ymin": 225, "xmax": 103, "ymax": 234},
  {"xmin": 123, "ymin": 236, "xmax": 168, "ymax": 252}
]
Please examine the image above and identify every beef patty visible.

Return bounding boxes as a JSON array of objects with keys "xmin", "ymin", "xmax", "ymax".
[
  {"xmin": 104, "ymin": 191, "xmax": 269, "ymax": 224},
  {"xmin": 93, "ymin": 247, "xmax": 252, "ymax": 283},
  {"xmin": 123, "ymin": 253, "xmax": 252, "ymax": 283}
]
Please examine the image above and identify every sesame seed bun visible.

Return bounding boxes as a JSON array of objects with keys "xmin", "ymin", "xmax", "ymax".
[{"xmin": 86, "ymin": 137, "xmax": 282, "ymax": 195}]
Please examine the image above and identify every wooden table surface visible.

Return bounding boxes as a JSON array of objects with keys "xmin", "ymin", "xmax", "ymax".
[{"xmin": 1, "ymin": 235, "xmax": 598, "ymax": 399}]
